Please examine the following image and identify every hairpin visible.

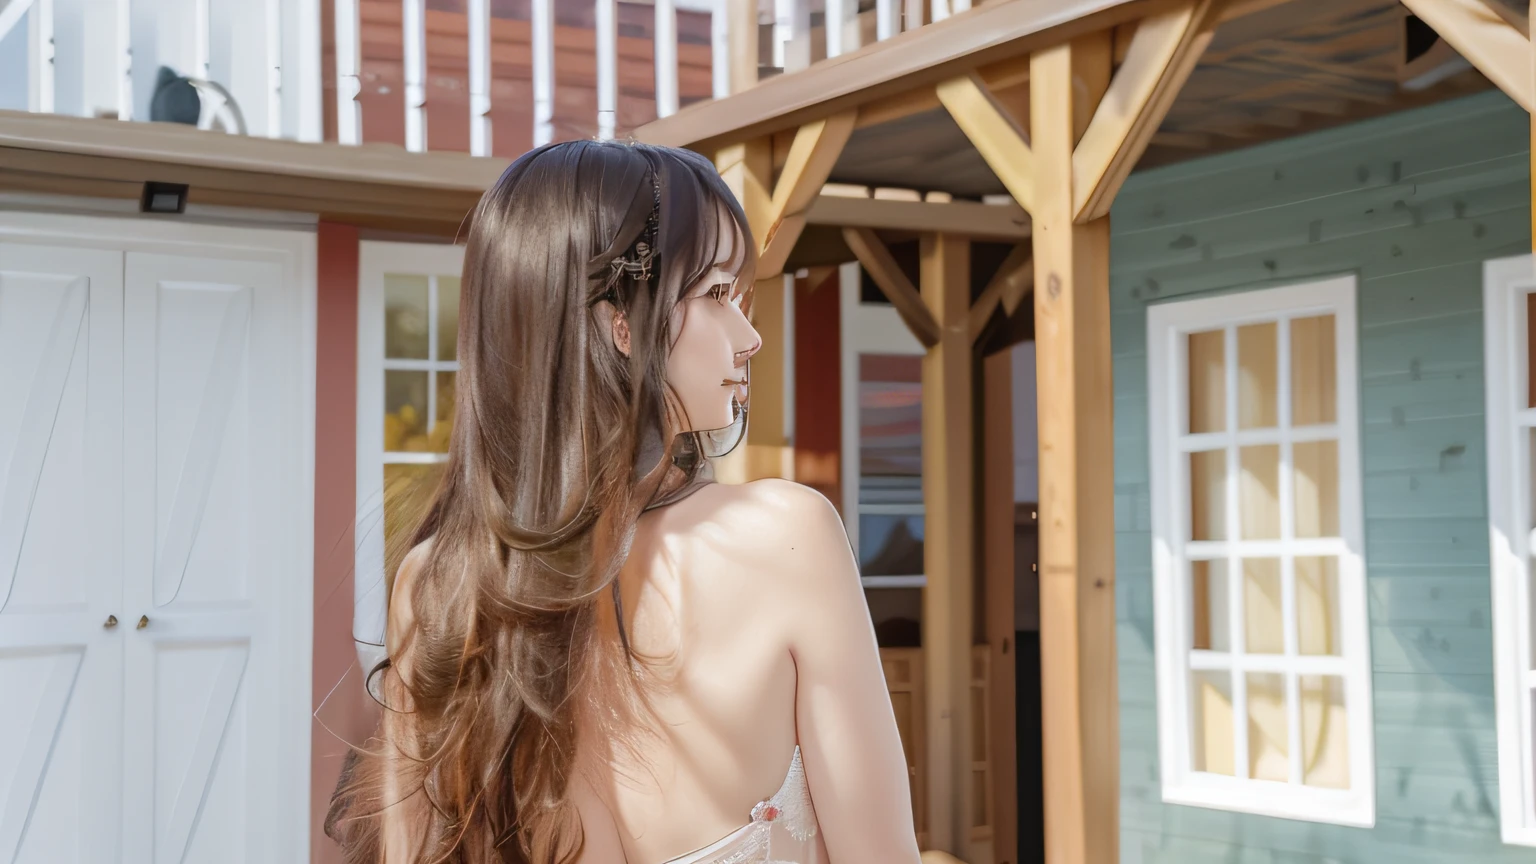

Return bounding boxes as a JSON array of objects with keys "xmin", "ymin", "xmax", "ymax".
[{"xmin": 609, "ymin": 174, "xmax": 662, "ymax": 283}]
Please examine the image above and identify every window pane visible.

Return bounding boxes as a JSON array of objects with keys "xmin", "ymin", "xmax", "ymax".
[
  {"xmin": 385, "ymin": 370, "xmax": 429, "ymax": 452},
  {"xmin": 431, "ymin": 371, "xmax": 457, "ymax": 453},
  {"xmin": 1190, "ymin": 450, "xmax": 1227, "ymax": 541},
  {"xmin": 1240, "ymin": 445, "xmax": 1280, "ymax": 540},
  {"xmin": 1191, "ymin": 559, "xmax": 1230, "ymax": 652},
  {"xmin": 1291, "ymin": 315, "xmax": 1336, "ymax": 425},
  {"xmin": 1188, "ymin": 329, "xmax": 1226, "ymax": 434},
  {"xmin": 859, "ymin": 354, "xmax": 922, "ymax": 478},
  {"xmin": 1191, "ymin": 670, "xmax": 1234, "ymax": 776},
  {"xmin": 1247, "ymin": 672, "xmax": 1289, "ymax": 782},
  {"xmin": 1296, "ymin": 557, "xmax": 1341, "ymax": 656},
  {"xmin": 1301, "ymin": 675, "xmax": 1350, "ymax": 789},
  {"xmin": 1238, "ymin": 322, "xmax": 1278, "ymax": 430},
  {"xmin": 437, "ymin": 275, "xmax": 461, "ymax": 361},
  {"xmin": 385, "ymin": 274, "xmax": 430, "ymax": 359},
  {"xmin": 1243, "ymin": 558, "xmax": 1284, "ymax": 654},
  {"xmin": 859, "ymin": 512, "xmax": 924, "ymax": 577},
  {"xmin": 1294, "ymin": 440, "xmax": 1340, "ymax": 538}
]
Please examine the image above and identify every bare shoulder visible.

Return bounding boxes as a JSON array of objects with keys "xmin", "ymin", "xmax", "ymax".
[
  {"xmin": 675, "ymin": 479, "xmax": 858, "ymax": 600},
  {"xmin": 692, "ymin": 478, "xmax": 848, "ymax": 554}
]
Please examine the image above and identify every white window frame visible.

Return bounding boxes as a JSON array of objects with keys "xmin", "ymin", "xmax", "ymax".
[
  {"xmin": 1146, "ymin": 274, "xmax": 1374, "ymax": 826},
  {"xmin": 838, "ymin": 260, "xmax": 927, "ymax": 589},
  {"xmin": 1483, "ymin": 253, "xmax": 1536, "ymax": 847},
  {"xmin": 354, "ymin": 240, "xmax": 466, "ymax": 672}
]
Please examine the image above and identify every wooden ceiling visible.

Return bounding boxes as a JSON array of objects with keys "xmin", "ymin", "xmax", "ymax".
[{"xmin": 827, "ymin": 0, "xmax": 1499, "ymax": 197}]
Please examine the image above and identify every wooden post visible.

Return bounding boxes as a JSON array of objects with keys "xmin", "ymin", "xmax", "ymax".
[
  {"xmin": 920, "ymin": 232, "xmax": 973, "ymax": 856},
  {"xmin": 1031, "ymin": 33, "xmax": 1118, "ymax": 864},
  {"xmin": 715, "ymin": 140, "xmax": 774, "ymax": 484},
  {"xmin": 982, "ymin": 347, "xmax": 1017, "ymax": 864}
]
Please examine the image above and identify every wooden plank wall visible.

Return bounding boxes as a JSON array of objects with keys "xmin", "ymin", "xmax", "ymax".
[{"xmin": 1110, "ymin": 90, "xmax": 1532, "ymax": 863}]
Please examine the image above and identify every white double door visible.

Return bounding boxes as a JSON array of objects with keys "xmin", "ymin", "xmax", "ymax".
[{"xmin": 0, "ymin": 232, "xmax": 307, "ymax": 863}]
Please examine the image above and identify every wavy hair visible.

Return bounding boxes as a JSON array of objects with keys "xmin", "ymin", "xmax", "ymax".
[{"xmin": 327, "ymin": 139, "xmax": 756, "ymax": 863}]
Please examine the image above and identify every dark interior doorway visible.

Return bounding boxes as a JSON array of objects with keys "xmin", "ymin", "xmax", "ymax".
[{"xmin": 1015, "ymin": 504, "xmax": 1044, "ymax": 864}]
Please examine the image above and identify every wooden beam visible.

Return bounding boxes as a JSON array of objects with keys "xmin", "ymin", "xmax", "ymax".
[
  {"xmin": 936, "ymin": 73, "xmax": 1036, "ymax": 214},
  {"xmin": 715, "ymin": 139, "xmax": 785, "ymax": 483},
  {"xmin": 968, "ymin": 243, "xmax": 1034, "ymax": 343},
  {"xmin": 919, "ymin": 232, "xmax": 973, "ymax": 857},
  {"xmin": 0, "ymin": 108, "xmax": 505, "ymax": 192},
  {"xmin": 982, "ymin": 347, "xmax": 1018, "ymax": 864},
  {"xmin": 1398, "ymin": 0, "xmax": 1534, "ymax": 112},
  {"xmin": 632, "ymin": 0, "xmax": 1155, "ymax": 151},
  {"xmin": 760, "ymin": 111, "xmax": 858, "ymax": 278},
  {"xmin": 1031, "ymin": 34, "xmax": 1119, "ymax": 864},
  {"xmin": 842, "ymin": 227, "xmax": 940, "ymax": 348},
  {"xmin": 1072, "ymin": 0, "xmax": 1220, "ymax": 222},
  {"xmin": 806, "ymin": 193, "xmax": 1031, "ymax": 239}
]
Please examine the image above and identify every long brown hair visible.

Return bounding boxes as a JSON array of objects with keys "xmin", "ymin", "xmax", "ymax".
[{"xmin": 329, "ymin": 140, "xmax": 756, "ymax": 863}]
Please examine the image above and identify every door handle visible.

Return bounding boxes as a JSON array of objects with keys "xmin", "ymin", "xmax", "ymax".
[{"xmin": 136, "ymin": 615, "xmax": 149, "ymax": 630}]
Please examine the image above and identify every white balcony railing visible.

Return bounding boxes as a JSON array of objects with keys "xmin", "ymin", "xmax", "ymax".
[{"xmin": 1, "ymin": 0, "xmax": 958, "ymax": 157}]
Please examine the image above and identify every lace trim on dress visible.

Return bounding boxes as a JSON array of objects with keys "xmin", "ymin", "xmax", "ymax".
[{"xmin": 662, "ymin": 745, "xmax": 816, "ymax": 864}]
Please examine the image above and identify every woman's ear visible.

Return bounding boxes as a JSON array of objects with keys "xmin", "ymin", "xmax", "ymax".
[{"xmin": 594, "ymin": 300, "xmax": 632, "ymax": 358}]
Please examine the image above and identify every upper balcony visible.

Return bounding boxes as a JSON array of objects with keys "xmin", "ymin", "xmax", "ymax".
[{"xmin": 0, "ymin": 0, "xmax": 954, "ymax": 160}]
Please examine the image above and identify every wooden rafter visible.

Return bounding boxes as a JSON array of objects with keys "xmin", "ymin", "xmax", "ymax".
[
  {"xmin": 842, "ymin": 227, "xmax": 940, "ymax": 348},
  {"xmin": 806, "ymin": 193, "xmax": 1031, "ymax": 239},
  {"xmin": 759, "ymin": 111, "xmax": 858, "ymax": 277},
  {"xmin": 1397, "ymin": 0, "xmax": 1534, "ymax": 112},
  {"xmin": 967, "ymin": 243, "xmax": 1034, "ymax": 343},
  {"xmin": 1072, "ymin": 0, "xmax": 1222, "ymax": 221},
  {"xmin": 935, "ymin": 74, "xmax": 1036, "ymax": 214}
]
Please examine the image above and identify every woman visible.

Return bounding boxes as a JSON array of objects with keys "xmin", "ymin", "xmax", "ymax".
[{"xmin": 330, "ymin": 140, "xmax": 921, "ymax": 864}]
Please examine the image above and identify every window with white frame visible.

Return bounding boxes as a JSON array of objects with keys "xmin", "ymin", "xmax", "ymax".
[
  {"xmin": 354, "ymin": 241, "xmax": 467, "ymax": 657},
  {"xmin": 1483, "ymin": 253, "xmax": 1536, "ymax": 847},
  {"xmin": 1146, "ymin": 275, "xmax": 1374, "ymax": 826}
]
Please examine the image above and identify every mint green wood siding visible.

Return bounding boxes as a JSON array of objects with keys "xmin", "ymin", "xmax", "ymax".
[{"xmin": 1111, "ymin": 91, "xmax": 1533, "ymax": 863}]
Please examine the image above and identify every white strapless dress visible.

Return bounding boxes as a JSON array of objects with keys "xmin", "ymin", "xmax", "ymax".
[{"xmin": 660, "ymin": 746, "xmax": 824, "ymax": 864}]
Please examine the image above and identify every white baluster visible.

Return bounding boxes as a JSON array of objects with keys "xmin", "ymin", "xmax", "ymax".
[
  {"xmin": 770, "ymin": 0, "xmax": 787, "ymax": 68},
  {"xmin": 825, "ymin": 0, "xmax": 850, "ymax": 59},
  {"xmin": 952, "ymin": 0, "xmax": 971, "ymax": 11},
  {"xmin": 27, "ymin": 0, "xmax": 55, "ymax": 113},
  {"xmin": 930, "ymin": 0, "xmax": 951, "ymax": 23},
  {"xmin": 334, "ymin": 0, "xmax": 360, "ymax": 143},
  {"xmin": 782, "ymin": 0, "xmax": 808, "ymax": 72},
  {"xmin": 530, "ymin": 0, "xmax": 553, "ymax": 146},
  {"xmin": 709, "ymin": 0, "xmax": 729, "ymax": 99},
  {"xmin": 875, "ymin": 0, "xmax": 898, "ymax": 41},
  {"xmin": 655, "ymin": 0, "xmax": 678, "ymax": 118},
  {"xmin": 293, "ymin": 0, "xmax": 322, "ymax": 141},
  {"xmin": 902, "ymin": 0, "xmax": 922, "ymax": 31},
  {"xmin": 468, "ymin": 0, "xmax": 491, "ymax": 155},
  {"xmin": 403, "ymin": 0, "xmax": 426, "ymax": 151},
  {"xmin": 268, "ymin": 0, "xmax": 286, "ymax": 137},
  {"xmin": 116, "ymin": 0, "xmax": 131, "ymax": 119},
  {"xmin": 193, "ymin": 0, "xmax": 209, "ymax": 79},
  {"xmin": 596, "ymin": 0, "xmax": 617, "ymax": 139}
]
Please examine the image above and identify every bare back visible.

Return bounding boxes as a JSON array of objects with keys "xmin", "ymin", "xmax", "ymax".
[
  {"xmin": 569, "ymin": 479, "xmax": 814, "ymax": 863},
  {"xmin": 566, "ymin": 478, "xmax": 922, "ymax": 864}
]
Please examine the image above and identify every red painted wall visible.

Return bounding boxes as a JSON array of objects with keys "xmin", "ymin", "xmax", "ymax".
[
  {"xmin": 794, "ymin": 270, "xmax": 842, "ymax": 510},
  {"xmin": 310, "ymin": 222, "xmax": 375, "ymax": 864}
]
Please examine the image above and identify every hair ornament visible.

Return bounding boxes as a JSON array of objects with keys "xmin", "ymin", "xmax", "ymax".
[{"xmin": 609, "ymin": 173, "xmax": 663, "ymax": 283}]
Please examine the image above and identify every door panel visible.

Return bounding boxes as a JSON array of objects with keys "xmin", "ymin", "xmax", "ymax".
[
  {"xmin": 0, "ymin": 244, "xmax": 125, "ymax": 864},
  {"xmin": 121, "ymin": 252, "xmax": 289, "ymax": 864}
]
